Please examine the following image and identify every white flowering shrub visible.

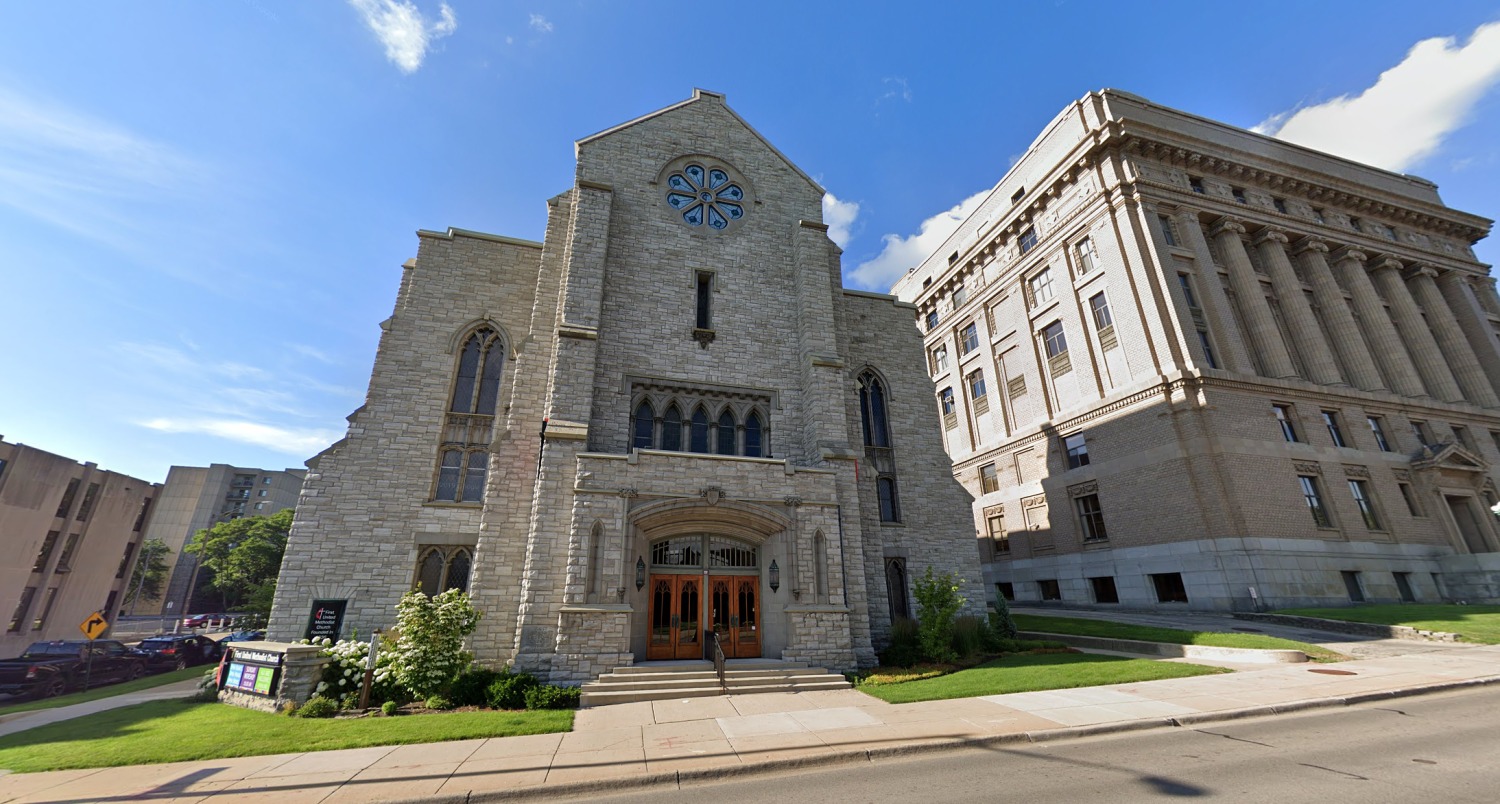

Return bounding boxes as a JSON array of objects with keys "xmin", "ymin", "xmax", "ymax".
[
  {"xmin": 307, "ymin": 635, "xmax": 402, "ymax": 706},
  {"xmin": 389, "ymin": 588, "xmax": 480, "ymax": 698}
]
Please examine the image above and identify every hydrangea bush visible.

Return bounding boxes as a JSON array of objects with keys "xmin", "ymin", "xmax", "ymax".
[{"xmin": 389, "ymin": 588, "xmax": 481, "ymax": 698}]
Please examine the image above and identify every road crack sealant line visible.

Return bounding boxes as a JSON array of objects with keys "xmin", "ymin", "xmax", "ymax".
[{"xmin": 351, "ymin": 674, "xmax": 1500, "ymax": 804}]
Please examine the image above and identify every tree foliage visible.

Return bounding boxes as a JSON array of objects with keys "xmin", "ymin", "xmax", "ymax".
[
  {"xmin": 389, "ymin": 588, "xmax": 480, "ymax": 698},
  {"xmin": 913, "ymin": 566, "xmax": 966, "ymax": 664},
  {"xmin": 184, "ymin": 508, "xmax": 292, "ymax": 610},
  {"xmin": 123, "ymin": 539, "xmax": 172, "ymax": 609}
]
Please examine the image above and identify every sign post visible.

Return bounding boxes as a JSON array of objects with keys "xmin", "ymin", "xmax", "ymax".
[{"xmin": 78, "ymin": 611, "xmax": 108, "ymax": 692}]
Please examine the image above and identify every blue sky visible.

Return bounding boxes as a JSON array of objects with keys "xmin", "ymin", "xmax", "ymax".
[{"xmin": 3, "ymin": 2, "xmax": 1499, "ymax": 483}]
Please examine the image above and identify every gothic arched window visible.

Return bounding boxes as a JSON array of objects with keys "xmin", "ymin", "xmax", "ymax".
[
  {"xmin": 690, "ymin": 407, "xmax": 711, "ymax": 453},
  {"xmin": 877, "ymin": 476, "xmax": 901, "ymax": 523},
  {"xmin": 744, "ymin": 410, "xmax": 763, "ymax": 457},
  {"xmin": 415, "ymin": 546, "xmax": 472, "ymax": 596},
  {"xmin": 450, "ymin": 329, "xmax": 505, "ymax": 415},
  {"xmin": 662, "ymin": 405, "xmax": 683, "ymax": 452},
  {"xmin": 634, "ymin": 400, "xmax": 656, "ymax": 450},
  {"xmin": 433, "ymin": 326, "xmax": 506, "ymax": 503},
  {"xmin": 858, "ymin": 371, "xmax": 891, "ymax": 448},
  {"xmin": 885, "ymin": 557, "xmax": 910, "ymax": 621},
  {"xmin": 716, "ymin": 409, "xmax": 737, "ymax": 455}
]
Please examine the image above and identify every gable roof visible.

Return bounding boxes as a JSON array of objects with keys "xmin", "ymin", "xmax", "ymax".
[{"xmin": 576, "ymin": 88, "xmax": 824, "ymax": 195}]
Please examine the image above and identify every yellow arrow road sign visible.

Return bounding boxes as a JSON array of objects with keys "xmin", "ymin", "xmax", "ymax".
[{"xmin": 79, "ymin": 611, "xmax": 109, "ymax": 640}]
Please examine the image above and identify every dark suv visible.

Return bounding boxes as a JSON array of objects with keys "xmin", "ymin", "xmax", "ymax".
[{"xmin": 132, "ymin": 635, "xmax": 221, "ymax": 672}]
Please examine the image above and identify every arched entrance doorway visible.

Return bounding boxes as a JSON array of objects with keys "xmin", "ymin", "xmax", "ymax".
[{"xmin": 646, "ymin": 534, "xmax": 761, "ymax": 660}]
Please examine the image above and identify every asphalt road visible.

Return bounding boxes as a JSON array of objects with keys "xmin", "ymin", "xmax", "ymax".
[{"xmin": 589, "ymin": 685, "xmax": 1500, "ymax": 803}]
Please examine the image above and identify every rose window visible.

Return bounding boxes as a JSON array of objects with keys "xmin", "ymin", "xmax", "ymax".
[{"xmin": 666, "ymin": 164, "xmax": 745, "ymax": 230}]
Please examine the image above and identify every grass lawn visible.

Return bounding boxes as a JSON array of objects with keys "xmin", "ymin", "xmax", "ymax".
[
  {"xmin": 0, "ymin": 667, "xmax": 207, "ymax": 717},
  {"xmin": 0, "ymin": 700, "xmax": 573, "ymax": 773},
  {"xmin": 859, "ymin": 652, "xmax": 1226, "ymax": 704},
  {"xmin": 1011, "ymin": 614, "xmax": 1347, "ymax": 663},
  {"xmin": 1273, "ymin": 604, "xmax": 1500, "ymax": 645}
]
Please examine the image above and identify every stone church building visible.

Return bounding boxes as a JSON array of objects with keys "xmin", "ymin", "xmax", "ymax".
[{"xmin": 269, "ymin": 90, "xmax": 985, "ymax": 684}]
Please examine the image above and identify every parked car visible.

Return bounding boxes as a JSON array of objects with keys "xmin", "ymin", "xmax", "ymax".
[
  {"xmin": 180, "ymin": 614, "xmax": 211, "ymax": 628},
  {"xmin": 132, "ymin": 635, "xmax": 221, "ymax": 672},
  {"xmin": 217, "ymin": 630, "xmax": 266, "ymax": 646},
  {"xmin": 0, "ymin": 640, "xmax": 146, "ymax": 699}
]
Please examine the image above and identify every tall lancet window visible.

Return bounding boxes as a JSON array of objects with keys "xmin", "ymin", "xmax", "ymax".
[
  {"xmin": 433, "ymin": 327, "xmax": 505, "ymax": 503},
  {"xmin": 859, "ymin": 370, "xmax": 901, "ymax": 522},
  {"xmin": 858, "ymin": 372, "xmax": 891, "ymax": 448}
]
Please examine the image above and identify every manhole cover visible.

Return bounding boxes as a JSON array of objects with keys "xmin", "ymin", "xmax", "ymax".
[
  {"xmin": 1308, "ymin": 668, "xmax": 1357, "ymax": 676},
  {"xmin": 1232, "ymin": 627, "xmax": 1263, "ymax": 633}
]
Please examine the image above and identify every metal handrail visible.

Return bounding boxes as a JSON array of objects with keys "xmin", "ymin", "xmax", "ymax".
[{"xmin": 707, "ymin": 631, "xmax": 727, "ymax": 694}]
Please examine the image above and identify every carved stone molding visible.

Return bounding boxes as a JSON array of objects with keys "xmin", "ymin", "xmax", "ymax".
[
  {"xmin": 617, "ymin": 487, "xmax": 638, "ymax": 499},
  {"xmin": 1294, "ymin": 237, "xmax": 1329, "ymax": 255},
  {"xmin": 1068, "ymin": 481, "xmax": 1099, "ymax": 498},
  {"xmin": 1343, "ymin": 465, "xmax": 1371, "ymax": 479},
  {"xmin": 1370, "ymin": 256, "xmax": 1405, "ymax": 274},
  {"xmin": 700, "ymin": 486, "xmax": 724, "ymax": 505},
  {"xmin": 1293, "ymin": 461, "xmax": 1323, "ymax": 475},
  {"xmin": 1332, "ymin": 247, "xmax": 1368, "ymax": 264},
  {"xmin": 1392, "ymin": 469, "xmax": 1411, "ymax": 482},
  {"xmin": 1210, "ymin": 217, "xmax": 1246, "ymax": 237},
  {"xmin": 783, "ymin": 496, "xmax": 803, "ymax": 508},
  {"xmin": 1408, "ymin": 264, "xmax": 1440, "ymax": 281},
  {"xmin": 1252, "ymin": 228, "xmax": 1290, "ymax": 246},
  {"xmin": 1022, "ymin": 494, "xmax": 1048, "ymax": 509}
]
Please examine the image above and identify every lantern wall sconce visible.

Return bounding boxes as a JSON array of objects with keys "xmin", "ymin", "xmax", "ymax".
[
  {"xmin": 635, "ymin": 557, "xmax": 646, "ymax": 591},
  {"xmin": 768, "ymin": 560, "xmax": 780, "ymax": 593}
]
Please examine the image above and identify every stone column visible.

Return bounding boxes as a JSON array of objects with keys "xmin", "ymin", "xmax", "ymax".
[
  {"xmin": 1254, "ymin": 229, "xmax": 1342, "ymax": 385},
  {"xmin": 1437, "ymin": 271, "xmax": 1500, "ymax": 402},
  {"xmin": 1408, "ymin": 266, "xmax": 1500, "ymax": 407},
  {"xmin": 1211, "ymin": 218, "xmax": 1296, "ymax": 378},
  {"xmin": 1295, "ymin": 238, "xmax": 1384, "ymax": 392},
  {"xmin": 1174, "ymin": 207, "xmax": 1253, "ymax": 373},
  {"xmin": 1370, "ymin": 256, "xmax": 1464, "ymax": 403},
  {"xmin": 1330, "ymin": 248, "xmax": 1427, "ymax": 398}
]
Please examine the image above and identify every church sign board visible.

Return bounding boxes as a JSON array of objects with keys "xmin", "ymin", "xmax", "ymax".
[{"xmin": 303, "ymin": 599, "xmax": 348, "ymax": 642}]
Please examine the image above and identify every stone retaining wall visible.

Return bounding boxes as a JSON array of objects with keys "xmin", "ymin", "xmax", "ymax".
[
  {"xmin": 1231, "ymin": 612, "xmax": 1461, "ymax": 642},
  {"xmin": 1018, "ymin": 631, "xmax": 1307, "ymax": 663}
]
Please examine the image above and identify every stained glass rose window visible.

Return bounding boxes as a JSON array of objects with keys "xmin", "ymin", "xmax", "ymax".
[{"xmin": 666, "ymin": 163, "xmax": 745, "ymax": 230}]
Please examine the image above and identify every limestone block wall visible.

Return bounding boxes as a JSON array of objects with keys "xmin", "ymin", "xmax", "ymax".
[{"xmin": 270, "ymin": 230, "xmax": 544, "ymax": 642}]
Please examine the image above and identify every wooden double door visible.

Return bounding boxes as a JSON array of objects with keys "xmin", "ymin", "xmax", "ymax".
[{"xmin": 647, "ymin": 573, "xmax": 760, "ymax": 660}]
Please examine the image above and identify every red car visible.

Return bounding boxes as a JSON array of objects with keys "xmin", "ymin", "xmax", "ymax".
[{"xmin": 181, "ymin": 614, "xmax": 211, "ymax": 628}]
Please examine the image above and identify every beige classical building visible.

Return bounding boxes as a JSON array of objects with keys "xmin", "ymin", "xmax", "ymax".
[
  {"xmin": 269, "ymin": 90, "xmax": 984, "ymax": 683},
  {"xmin": 893, "ymin": 89, "xmax": 1500, "ymax": 611},
  {"xmin": 0, "ymin": 438, "xmax": 158, "ymax": 656},
  {"xmin": 141, "ymin": 465, "xmax": 304, "ymax": 616}
]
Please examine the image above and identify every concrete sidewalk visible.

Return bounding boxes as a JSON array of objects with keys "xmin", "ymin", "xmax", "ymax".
[
  {"xmin": 2, "ymin": 646, "xmax": 1498, "ymax": 803},
  {"xmin": 0, "ymin": 679, "xmax": 203, "ymax": 739}
]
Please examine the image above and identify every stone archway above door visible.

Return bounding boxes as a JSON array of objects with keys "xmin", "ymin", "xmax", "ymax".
[{"xmin": 630, "ymin": 496, "xmax": 791, "ymax": 545}]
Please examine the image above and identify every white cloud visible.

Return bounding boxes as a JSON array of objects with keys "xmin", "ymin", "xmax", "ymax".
[
  {"xmin": 529, "ymin": 13, "xmax": 553, "ymax": 33},
  {"xmin": 141, "ymin": 418, "xmax": 342, "ymax": 456},
  {"xmin": 845, "ymin": 190, "xmax": 989, "ymax": 293},
  {"xmin": 348, "ymin": 0, "xmax": 457, "ymax": 74},
  {"xmin": 878, "ymin": 77, "xmax": 912, "ymax": 105},
  {"xmin": 1254, "ymin": 21, "xmax": 1500, "ymax": 172},
  {"xmin": 821, "ymin": 192, "xmax": 860, "ymax": 250}
]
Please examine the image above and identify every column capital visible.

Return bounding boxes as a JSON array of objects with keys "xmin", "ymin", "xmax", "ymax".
[
  {"xmin": 1407, "ymin": 264, "xmax": 1441, "ymax": 281},
  {"xmin": 1171, "ymin": 205, "xmax": 1202, "ymax": 222},
  {"xmin": 1251, "ymin": 228, "xmax": 1290, "ymax": 247},
  {"xmin": 1293, "ymin": 237, "xmax": 1330, "ymax": 255},
  {"xmin": 1331, "ymin": 246, "xmax": 1368, "ymax": 264},
  {"xmin": 1434, "ymin": 268, "xmax": 1477, "ymax": 288},
  {"xmin": 1210, "ymin": 217, "xmax": 1246, "ymax": 237},
  {"xmin": 1370, "ymin": 256, "xmax": 1406, "ymax": 274}
]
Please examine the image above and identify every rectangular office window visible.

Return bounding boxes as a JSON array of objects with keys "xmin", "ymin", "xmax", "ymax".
[
  {"xmin": 1075, "ymin": 493, "xmax": 1108, "ymax": 541},
  {"xmin": 967, "ymin": 369, "xmax": 988, "ymax": 413},
  {"xmin": 931, "ymin": 345, "xmax": 949, "ymax": 374},
  {"xmin": 1411, "ymin": 419, "xmax": 1433, "ymax": 446},
  {"xmin": 997, "ymin": 582, "xmax": 1015, "ymax": 601},
  {"xmin": 925, "ymin": 310, "xmax": 939, "ymax": 332},
  {"xmin": 1398, "ymin": 482, "xmax": 1422, "ymax": 516},
  {"xmin": 1028, "ymin": 267, "xmax": 1055, "ymax": 306},
  {"xmin": 1151, "ymin": 573, "xmax": 1189, "ymax": 603},
  {"xmin": 1197, "ymin": 331, "xmax": 1219, "ymax": 369},
  {"xmin": 7, "ymin": 587, "xmax": 35, "ymax": 632},
  {"xmin": 979, "ymin": 463, "xmax": 999, "ymax": 494},
  {"xmin": 952, "ymin": 286, "xmax": 968, "ymax": 308},
  {"xmin": 1189, "ymin": 176, "xmax": 1205, "ymax": 194},
  {"xmin": 1037, "ymin": 579, "xmax": 1062, "ymax": 601},
  {"xmin": 1369, "ymin": 416, "xmax": 1391, "ymax": 451},
  {"xmin": 75, "ymin": 482, "xmax": 100, "ymax": 521},
  {"xmin": 1322, "ymin": 411, "xmax": 1347, "ymax": 447},
  {"xmin": 1393, "ymin": 572, "xmax": 1416, "ymax": 603},
  {"xmin": 1177, "ymin": 274, "xmax": 1198, "ymax": 308},
  {"xmin": 1273, "ymin": 197, "xmax": 1288, "ymax": 214},
  {"xmin": 939, "ymin": 388, "xmax": 957, "ymax": 429},
  {"xmin": 0, "ymin": 457, "xmax": 7, "ymax": 482},
  {"xmin": 1075, "ymin": 237, "xmax": 1097, "ymax": 274},
  {"xmin": 56, "ymin": 533, "xmax": 82, "ymax": 572},
  {"xmin": 1453, "ymin": 425, "xmax": 1474, "ymax": 451},
  {"xmin": 1341, "ymin": 570, "xmax": 1366, "ymax": 602},
  {"xmin": 1348, "ymin": 479, "xmax": 1382, "ymax": 530},
  {"xmin": 32, "ymin": 587, "xmax": 58, "ymax": 630},
  {"xmin": 986, "ymin": 510, "xmax": 1008, "ymax": 554},
  {"xmin": 1064, "ymin": 433, "xmax": 1089, "ymax": 469},
  {"xmin": 1089, "ymin": 293, "xmax": 1113, "ymax": 329},
  {"xmin": 1300, "ymin": 475, "xmax": 1333, "ymax": 528},
  {"xmin": 1273, "ymin": 404, "xmax": 1299, "ymax": 442},
  {"xmin": 1232, "ymin": 187, "xmax": 1247, "ymax": 204},
  {"xmin": 1019, "ymin": 226, "xmax": 1038, "ymax": 254},
  {"xmin": 1090, "ymin": 576, "xmax": 1120, "ymax": 604},
  {"xmin": 1042, "ymin": 321, "xmax": 1068, "ymax": 359},
  {"xmin": 695, "ymin": 271, "xmax": 713, "ymax": 330},
  {"xmin": 55, "ymin": 478, "xmax": 80, "ymax": 519},
  {"xmin": 31, "ymin": 531, "xmax": 60, "ymax": 573},
  {"xmin": 960, "ymin": 323, "xmax": 980, "ymax": 355},
  {"xmin": 1158, "ymin": 215, "xmax": 1178, "ymax": 247}
]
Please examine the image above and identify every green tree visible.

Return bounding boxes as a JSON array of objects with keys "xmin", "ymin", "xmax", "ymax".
[
  {"xmin": 913, "ymin": 566, "xmax": 966, "ymax": 664},
  {"xmin": 184, "ymin": 508, "xmax": 293, "ymax": 610},
  {"xmin": 123, "ymin": 538, "xmax": 172, "ymax": 612}
]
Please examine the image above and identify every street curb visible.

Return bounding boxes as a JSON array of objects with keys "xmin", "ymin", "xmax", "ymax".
[{"xmin": 244, "ymin": 673, "xmax": 1500, "ymax": 803}]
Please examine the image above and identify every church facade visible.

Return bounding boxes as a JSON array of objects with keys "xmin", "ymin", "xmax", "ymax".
[{"xmin": 268, "ymin": 90, "xmax": 985, "ymax": 684}]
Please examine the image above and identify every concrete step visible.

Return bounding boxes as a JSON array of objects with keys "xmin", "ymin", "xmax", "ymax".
[
  {"xmin": 579, "ymin": 661, "xmax": 851, "ymax": 707},
  {"xmin": 581, "ymin": 679, "xmax": 852, "ymax": 707}
]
